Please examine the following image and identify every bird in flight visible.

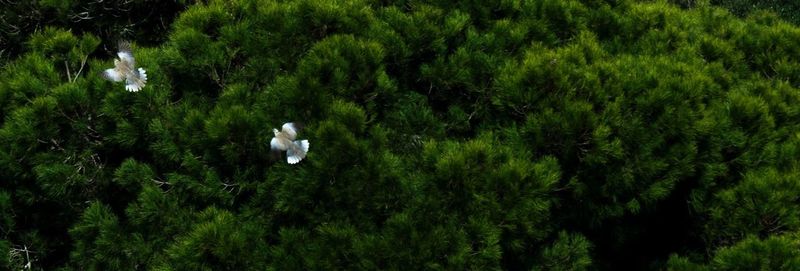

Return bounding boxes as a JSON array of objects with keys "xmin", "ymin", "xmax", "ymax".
[
  {"xmin": 102, "ymin": 41, "xmax": 147, "ymax": 92},
  {"xmin": 271, "ymin": 122, "xmax": 310, "ymax": 164}
]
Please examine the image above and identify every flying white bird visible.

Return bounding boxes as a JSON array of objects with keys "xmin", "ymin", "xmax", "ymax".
[
  {"xmin": 102, "ymin": 41, "xmax": 147, "ymax": 92},
  {"xmin": 271, "ymin": 122, "xmax": 310, "ymax": 164}
]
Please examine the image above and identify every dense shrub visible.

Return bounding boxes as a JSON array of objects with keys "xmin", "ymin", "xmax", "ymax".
[{"xmin": 0, "ymin": 0, "xmax": 190, "ymax": 64}]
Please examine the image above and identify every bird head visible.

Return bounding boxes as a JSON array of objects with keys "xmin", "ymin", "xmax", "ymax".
[{"xmin": 272, "ymin": 128, "xmax": 280, "ymax": 136}]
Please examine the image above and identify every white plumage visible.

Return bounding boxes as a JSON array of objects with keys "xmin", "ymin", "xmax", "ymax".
[
  {"xmin": 102, "ymin": 41, "xmax": 147, "ymax": 92},
  {"xmin": 271, "ymin": 122, "xmax": 310, "ymax": 164}
]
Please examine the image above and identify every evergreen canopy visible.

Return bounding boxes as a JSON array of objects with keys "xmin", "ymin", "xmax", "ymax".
[{"xmin": 1, "ymin": 0, "xmax": 800, "ymax": 270}]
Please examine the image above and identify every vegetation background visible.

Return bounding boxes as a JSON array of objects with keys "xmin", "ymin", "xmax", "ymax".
[{"xmin": 2, "ymin": 0, "xmax": 800, "ymax": 269}]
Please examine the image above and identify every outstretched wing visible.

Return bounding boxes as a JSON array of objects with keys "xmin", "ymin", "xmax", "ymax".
[
  {"xmin": 281, "ymin": 122, "xmax": 298, "ymax": 141},
  {"xmin": 117, "ymin": 41, "xmax": 136, "ymax": 69},
  {"xmin": 102, "ymin": 68, "xmax": 125, "ymax": 82},
  {"xmin": 270, "ymin": 137, "xmax": 288, "ymax": 151}
]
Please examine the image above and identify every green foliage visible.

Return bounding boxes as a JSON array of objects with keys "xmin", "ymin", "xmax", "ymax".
[
  {"xmin": 69, "ymin": 202, "xmax": 131, "ymax": 270},
  {"xmin": 711, "ymin": 0, "xmax": 800, "ymax": 25},
  {"xmin": 159, "ymin": 207, "xmax": 267, "ymax": 270},
  {"xmin": 706, "ymin": 168, "xmax": 800, "ymax": 245},
  {"xmin": 668, "ymin": 234, "xmax": 800, "ymax": 270},
  {"xmin": 0, "ymin": 0, "xmax": 189, "ymax": 63},
  {"xmin": 538, "ymin": 231, "xmax": 593, "ymax": 271},
  {"xmin": 710, "ymin": 234, "xmax": 800, "ymax": 270},
  {"xmin": 2, "ymin": 0, "xmax": 800, "ymax": 270}
]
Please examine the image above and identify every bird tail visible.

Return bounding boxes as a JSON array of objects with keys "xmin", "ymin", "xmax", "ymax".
[
  {"xmin": 125, "ymin": 68, "xmax": 147, "ymax": 92},
  {"xmin": 286, "ymin": 140, "xmax": 309, "ymax": 164}
]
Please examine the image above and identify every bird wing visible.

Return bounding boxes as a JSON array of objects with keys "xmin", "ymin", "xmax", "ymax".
[
  {"xmin": 117, "ymin": 52, "xmax": 135, "ymax": 68},
  {"xmin": 281, "ymin": 122, "xmax": 298, "ymax": 141},
  {"xmin": 102, "ymin": 68, "xmax": 125, "ymax": 82},
  {"xmin": 117, "ymin": 41, "xmax": 136, "ymax": 69},
  {"xmin": 271, "ymin": 137, "xmax": 288, "ymax": 151}
]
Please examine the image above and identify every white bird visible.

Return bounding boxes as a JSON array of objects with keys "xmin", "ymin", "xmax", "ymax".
[
  {"xmin": 271, "ymin": 122, "xmax": 310, "ymax": 164},
  {"xmin": 102, "ymin": 41, "xmax": 147, "ymax": 92}
]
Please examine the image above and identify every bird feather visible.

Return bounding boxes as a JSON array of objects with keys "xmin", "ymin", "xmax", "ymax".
[
  {"xmin": 103, "ymin": 68, "xmax": 124, "ymax": 82},
  {"xmin": 282, "ymin": 123, "xmax": 298, "ymax": 141}
]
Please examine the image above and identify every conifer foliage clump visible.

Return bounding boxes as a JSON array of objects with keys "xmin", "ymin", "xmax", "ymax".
[{"xmin": 2, "ymin": 0, "xmax": 800, "ymax": 269}]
